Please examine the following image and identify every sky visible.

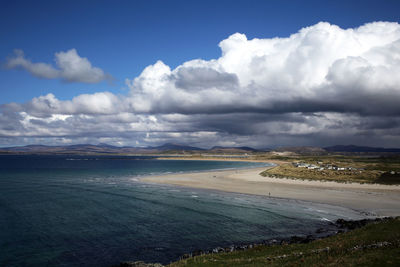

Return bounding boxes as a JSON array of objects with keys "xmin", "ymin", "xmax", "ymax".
[{"xmin": 1, "ymin": 0, "xmax": 400, "ymax": 148}]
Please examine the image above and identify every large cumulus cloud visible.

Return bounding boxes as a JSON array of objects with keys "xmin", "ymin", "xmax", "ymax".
[
  {"xmin": 125, "ymin": 21, "xmax": 400, "ymax": 116},
  {"xmin": 1, "ymin": 21, "xmax": 400, "ymax": 147}
]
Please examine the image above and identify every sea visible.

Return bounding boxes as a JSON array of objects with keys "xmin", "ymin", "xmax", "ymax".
[{"xmin": 0, "ymin": 155, "xmax": 367, "ymax": 266}]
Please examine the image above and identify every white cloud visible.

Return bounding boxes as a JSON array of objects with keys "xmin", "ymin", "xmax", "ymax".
[
  {"xmin": 22, "ymin": 92, "xmax": 121, "ymax": 117},
  {"xmin": 1, "ymin": 21, "xmax": 400, "ymax": 147},
  {"xmin": 5, "ymin": 49, "xmax": 59, "ymax": 79},
  {"xmin": 124, "ymin": 21, "xmax": 400, "ymax": 116},
  {"xmin": 6, "ymin": 49, "xmax": 110, "ymax": 83}
]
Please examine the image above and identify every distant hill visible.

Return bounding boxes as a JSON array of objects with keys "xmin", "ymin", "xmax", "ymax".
[
  {"xmin": 3, "ymin": 143, "xmax": 399, "ymax": 155},
  {"xmin": 209, "ymin": 146, "xmax": 259, "ymax": 153},
  {"xmin": 273, "ymin": 146, "xmax": 327, "ymax": 155},
  {"xmin": 324, "ymin": 145, "xmax": 400, "ymax": 153},
  {"xmin": 0, "ymin": 143, "xmax": 205, "ymax": 155},
  {"xmin": 0, "ymin": 144, "xmax": 126, "ymax": 154},
  {"xmin": 0, "ymin": 143, "xmax": 268, "ymax": 155},
  {"xmin": 148, "ymin": 143, "xmax": 204, "ymax": 151}
]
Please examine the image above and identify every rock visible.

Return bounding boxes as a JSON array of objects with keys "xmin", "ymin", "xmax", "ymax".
[
  {"xmin": 179, "ymin": 253, "xmax": 190, "ymax": 260},
  {"xmin": 335, "ymin": 218, "xmax": 374, "ymax": 230},
  {"xmin": 289, "ymin": 235, "xmax": 314, "ymax": 244},
  {"xmin": 116, "ymin": 261, "xmax": 164, "ymax": 267},
  {"xmin": 192, "ymin": 250, "xmax": 203, "ymax": 256}
]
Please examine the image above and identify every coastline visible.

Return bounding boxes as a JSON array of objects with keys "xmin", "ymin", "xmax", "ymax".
[{"xmin": 141, "ymin": 159, "xmax": 400, "ymax": 217}]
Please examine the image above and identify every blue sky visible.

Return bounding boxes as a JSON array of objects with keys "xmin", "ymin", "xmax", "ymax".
[
  {"xmin": 0, "ymin": 0, "xmax": 400, "ymax": 148},
  {"xmin": 1, "ymin": 0, "xmax": 399, "ymax": 103}
]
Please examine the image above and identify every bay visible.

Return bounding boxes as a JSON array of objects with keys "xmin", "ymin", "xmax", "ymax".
[{"xmin": 0, "ymin": 155, "xmax": 365, "ymax": 266}]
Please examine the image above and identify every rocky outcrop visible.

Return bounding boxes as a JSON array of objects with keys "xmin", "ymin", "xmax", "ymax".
[
  {"xmin": 334, "ymin": 217, "xmax": 388, "ymax": 230},
  {"xmin": 177, "ymin": 217, "xmax": 391, "ymax": 260},
  {"xmin": 114, "ymin": 261, "xmax": 163, "ymax": 267},
  {"xmin": 113, "ymin": 217, "xmax": 391, "ymax": 266}
]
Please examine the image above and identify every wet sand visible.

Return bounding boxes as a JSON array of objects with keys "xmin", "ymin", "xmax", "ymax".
[{"xmin": 141, "ymin": 163, "xmax": 400, "ymax": 217}]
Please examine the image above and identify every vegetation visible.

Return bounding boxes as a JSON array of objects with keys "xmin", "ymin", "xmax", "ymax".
[
  {"xmin": 168, "ymin": 217, "xmax": 400, "ymax": 267},
  {"xmin": 158, "ymin": 153, "xmax": 400, "ymax": 184},
  {"xmin": 258, "ymin": 154, "xmax": 400, "ymax": 184},
  {"xmin": 260, "ymin": 164, "xmax": 380, "ymax": 183}
]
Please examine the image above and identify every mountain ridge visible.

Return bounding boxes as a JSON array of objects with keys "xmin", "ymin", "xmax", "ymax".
[
  {"xmin": 1, "ymin": 143, "xmax": 400, "ymax": 154},
  {"xmin": 0, "ymin": 143, "xmax": 206, "ymax": 154}
]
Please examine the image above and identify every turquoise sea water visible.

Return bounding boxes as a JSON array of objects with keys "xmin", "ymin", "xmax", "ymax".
[{"xmin": 0, "ymin": 155, "xmax": 366, "ymax": 266}]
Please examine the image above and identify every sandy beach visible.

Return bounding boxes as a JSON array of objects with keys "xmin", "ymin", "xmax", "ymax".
[{"xmin": 141, "ymin": 162, "xmax": 400, "ymax": 217}]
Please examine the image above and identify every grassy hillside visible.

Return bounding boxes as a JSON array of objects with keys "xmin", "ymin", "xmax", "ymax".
[
  {"xmin": 168, "ymin": 217, "xmax": 400, "ymax": 267},
  {"xmin": 258, "ymin": 154, "xmax": 400, "ymax": 184},
  {"xmin": 260, "ymin": 163, "xmax": 381, "ymax": 183}
]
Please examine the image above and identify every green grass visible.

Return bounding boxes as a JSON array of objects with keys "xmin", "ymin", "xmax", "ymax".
[
  {"xmin": 168, "ymin": 218, "xmax": 400, "ymax": 267},
  {"xmin": 257, "ymin": 154, "xmax": 400, "ymax": 184},
  {"xmin": 260, "ymin": 164, "xmax": 382, "ymax": 184}
]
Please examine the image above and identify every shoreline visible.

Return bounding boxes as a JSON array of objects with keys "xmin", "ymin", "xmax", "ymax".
[
  {"xmin": 116, "ymin": 217, "xmax": 399, "ymax": 267},
  {"xmin": 141, "ymin": 159, "xmax": 400, "ymax": 217},
  {"xmin": 155, "ymin": 156, "xmax": 288, "ymax": 164},
  {"xmin": 171, "ymin": 216, "xmax": 392, "ymax": 262}
]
